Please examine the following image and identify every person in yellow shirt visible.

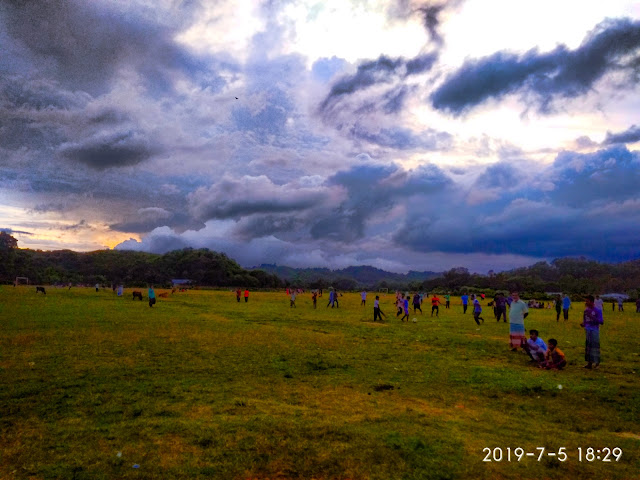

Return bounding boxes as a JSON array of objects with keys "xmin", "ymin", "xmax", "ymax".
[{"xmin": 539, "ymin": 339, "xmax": 566, "ymax": 370}]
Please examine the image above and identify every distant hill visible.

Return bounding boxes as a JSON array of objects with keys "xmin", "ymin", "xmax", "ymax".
[{"xmin": 253, "ymin": 264, "xmax": 441, "ymax": 289}]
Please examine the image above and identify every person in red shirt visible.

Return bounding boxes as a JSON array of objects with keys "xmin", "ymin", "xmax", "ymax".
[
  {"xmin": 244, "ymin": 289, "xmax": 249, "ymax": 302},
  {"xmin": 236, "ymin": 288, "xmax": 241, "ymax": 302},
  {"xmin": 431, "ymin": 295, "xmax": 441, "ymax": 317}
]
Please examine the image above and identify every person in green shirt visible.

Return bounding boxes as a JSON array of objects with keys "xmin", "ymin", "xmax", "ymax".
[{"xmin": 444, "ymin": 294, "xmax": 451, "ymax": 309}]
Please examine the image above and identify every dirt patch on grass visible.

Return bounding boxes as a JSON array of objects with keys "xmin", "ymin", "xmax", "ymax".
[
  {"xmin": 616, "ymin": 432, "xmax": 640, "ymax": 440},
  {"xmin": 186, "ymin": 405, "xmax": 214, "ymax": 420},
  {"xmin": 9, "ymin": 333, "xmax": 41, "ymax": 347},
  {"xmin": 153, "ymin": 434, "xmax": 201, "ymax": 468}
]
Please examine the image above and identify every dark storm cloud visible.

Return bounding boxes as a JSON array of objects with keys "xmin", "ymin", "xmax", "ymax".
[
  {"xmin": 349, "ymin": 124, "xmax": 452, "ymax": 150},
  {"xmin": 58, "ymin": 130, "xmax": 158, "ymax": 169},
  {"xmin": 548, "ymin": 146, "xmax": 640, "ymax": 207},
  {"xmin": 0, "ymin": 0, "xmax": 210, "ymax": 96},
  {"xmin": 117, "ymin": 231, "xmax": 188, "ymax": 254},
  {"xmin": 233, "ymin": 215, "xmax": 304, "ymax": 239},
  {"xmin": 387, "ymin": 0, "xmax": 465, "ymax": 46},
  {"xmin": 310, "ymin": 163, "xmax": 451, "ymax": 242},
  {"xmin": 416, "ymin": 4, "xmax": 446, "ymax": 45},
  {"xmin": 319, "ymin": 53, "xmax": 437, "ymax": 117},
  {"xmin": 473, "ymin": 162, "xmax": 521, "ymax": 189},
  {"xmin": 603, "ymin": 125, "xmax": 640, "ymax": 145},
  {"xmin": 393, "ymin": 146, "xmax": 640, "ymax": 261},
  {"xmin": 431, "ymin": 18, "xmax": 640, "ymax": 115},
  {"xmin": 188, "ymin": 176, "xmax": 329, "ymax": 221},
  {"xmin": 0, "ymin": 228, "xmax": 34, "ymax": 236},
  {"xmin": 61, "ymin": 220, "xmax": 92, "ymax": 231},
  {"xmin": 110, "ymin": 210, "xmax": 205, "ymax": 234}
]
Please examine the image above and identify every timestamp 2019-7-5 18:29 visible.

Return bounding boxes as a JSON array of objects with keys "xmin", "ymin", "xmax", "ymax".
[{"xmin": 482, "ymin": 447, "xmax": 623, "ymax": 463}]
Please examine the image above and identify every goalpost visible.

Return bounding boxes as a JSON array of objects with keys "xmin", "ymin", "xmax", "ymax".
[
  {"xmin": 15, "ymin": 277, "xmax": 29, "ymax": 285},
  {"xmin": 378, "ymin": 288, "xmax": 389, "ymax": 294}
]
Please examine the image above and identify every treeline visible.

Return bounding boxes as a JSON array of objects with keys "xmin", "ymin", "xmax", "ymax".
[
  {"xmin": 421, "ymin": 259, "xmax": 640, "ymax": 299},
  {"xmin": 256, "ymin": 264, "xmax": 440, "ymax": 291},
  {"xmin": 0, "ymin": 234, "xmax": 281, "ymax": 288},
  {"xmin": 1, "ymin": 232, "xmax": 639, "ymax": 295}
]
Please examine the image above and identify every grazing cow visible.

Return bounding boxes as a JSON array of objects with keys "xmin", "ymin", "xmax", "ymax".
[
  {"xmin": 36, "ymin": 286, "xmax": 46, "ymax": 294},
  {"xmin": 158, "ymin": 292, "xmax": 169, "ymax": 298},
  {"xmin": 132, "ymin": 291, "xmax": 143, "ymax": 301}
]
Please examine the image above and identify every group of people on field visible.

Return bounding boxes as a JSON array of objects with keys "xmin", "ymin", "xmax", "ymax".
[
  {"xmin": 370, "ymin": 289, "xmax": 605, "ymax": 371},
  {"xmin": 493, "ymin": 291, "xmax": 604, "ymax": 370}
]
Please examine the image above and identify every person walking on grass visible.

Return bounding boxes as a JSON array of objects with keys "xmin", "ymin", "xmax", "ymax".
[
  {"xmin": 594, "ymin": 295, "xmax": 604, "ymax": 314},
  {"xmin": 312, "ymin": 291, "xmax": 317, "ymax": 309},
  {"xmin": 327, "ymin": 289, "xmax": 335, "ymax": 308},
  {"xmin": 581, "ymin": 295, "xmax": 604, "ymax": 369},
  {"xmin": 554, "ymin": 295, "xmax": 562, "ymax": 322},
  {"xmin": 444, "ymin": 293, "xmax": 451, "ymax": 309},
  {"xmin": 461, "ymin": 292, "xmax": 469, "ymax": 314},
  {"xmin": 562, "ymin": 294, "xmax": 571, "ymax": 321},
  {"xmin": 617, "ymin": 297, "xmax": 624, "ymax": 312},
  {"xmin": 401, "ymin": 295, "xmax": 410, "ymax": 322},
  {"xmin": 236, "ymin": 288, "xmax": 241, "ymax": 302},
  {"xmin": 244, "ymin": 289, "xmax": 249, "ymax": 303},
  {"xmin": 373, "ymin": 295, "xmax": 386, "ymax": 322},
  {"xmin": 508, "ymin": 291, "xmax": 528, "ymax": 352},
  {"xmin": 396, "ymin": 295, "xmax": 404, "ymax": 317},
  {"xmin": 148, "ymin": 285, "xmax": 156, "ymax": 308},
  {"xmin": 473, "ymin": 296, "xmax": 484, "ymax": 325},
  {"xmin": 361, "ymin": 290, "xmax": 367, "ymax": 306},
  {"xmin": 495, "ymin": 293, "xmax": 507, "ymax": 323},
  {"xmin": 413, "ymin": 293, "xmax": 423, "ymax": 314},
  {"xmin": 290, "ymin": 291, "xmax": 296, "ymax": 308},
  {"xmin": 431, "ymin": 294, "xmax": 441, "ymax": 317}
]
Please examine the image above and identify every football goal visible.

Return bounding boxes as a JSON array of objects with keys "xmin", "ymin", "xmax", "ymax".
[{"xmin": 15, "ymin": 277, "xmax": 29, "ymax": 285}]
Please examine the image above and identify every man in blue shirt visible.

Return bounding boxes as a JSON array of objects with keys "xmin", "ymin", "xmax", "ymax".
[
  {"xmin": 461, "ymin": 293, "xmax": 469, "ymax": 314},
  {"xmin": 562, "ymin": 294, "xmax": 571, "ymax": 321}
]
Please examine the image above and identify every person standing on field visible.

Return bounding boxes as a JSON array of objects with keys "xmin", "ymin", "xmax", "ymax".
[
  {"xmin": 244, "ymin": 289, "xmax": 249, "ymax": 303},
  {"xmin": 312, "ymin": 291, "xmax": 317, "ymax": 309},
  {"xmin": 495, "ymin": 293, "xmax": 508, "ymax": 323},
  {"xmin": 508, "ymin": 291, "xmax": 528, "ymax": 351},
  {"xmin": 148, "ymin": 285, "xmax": 156, "ymax": 308},
  {"xmin": 431, "ymin": 294, "xmax": 441, "ymax": 317},
  {"xmin": 413, "ymin": 293, "xmax": 423, "ymax": 314},
  {"xmin": 562, "ymin": 294, "xmax": 571, "ymax": 321},
  {"xmin": 373, "ymin": 296, "xmax": 385, "ymax": 322},
  {"xmin": 236, "ymin": 288, "xmax": 241, "ymax": 302},
  {"xmin": 473, "ymin": 296, "xmax": 484, "ymax": 325},
  {"xmin": 327, "ymin": 289, "xmax": 335, "ymax": 308},
  {"xmin": 461, "ymin": 292, "xmax": 469, "ymax": 314},
  {"xmin": 444, "ymin": 293, "xmax": 451, "ymax": 309},
  {"xmin": 554, "ymin": 295, "xmax": 562, "ymax": 322},
  {"xmin": 361, "ymin": 290, "xmax": 367, "ymax": 306},
  {"xmin": 290, "ymin": 291, "xmax": 296, "ymax": 308},
  {"xmin": 401, "ymin": 295, "xmax": 410, "ymax": 322},
  {"xmin": 594, "ymin": 295, "xmax": 604, "ymax": 314},
  {"xmin": 581, "ymin": 295, "xmax": 604, "ymax": 369}
]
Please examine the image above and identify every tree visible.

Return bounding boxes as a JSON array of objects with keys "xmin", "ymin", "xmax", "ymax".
[{"xmin": 0, "ymin": 232, "xmax": 18, "ymax": 282}]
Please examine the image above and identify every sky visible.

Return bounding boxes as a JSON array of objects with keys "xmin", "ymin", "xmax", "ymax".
[{"xmin": 1, "ymin": 0, "xmax": 640, "ymax": 274}]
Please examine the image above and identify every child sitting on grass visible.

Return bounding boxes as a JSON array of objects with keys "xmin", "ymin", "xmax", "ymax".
[{"xmin": 539, "ymin": 338, "xmax": 567, "ymax": 370}]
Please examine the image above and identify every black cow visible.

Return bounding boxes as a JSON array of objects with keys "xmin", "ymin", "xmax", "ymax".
[
  {"xmin": 36, "ymin": 286, "xmax": 46, "ymax": 294},
  {"xmin": 132, "ymin": 291, "xmax": 143, "ymax": 300}
]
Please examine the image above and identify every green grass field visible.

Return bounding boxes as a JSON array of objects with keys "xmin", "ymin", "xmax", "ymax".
[{"xmin": 1, "ymin": 286, "xmax": 638, "ymax": 479}]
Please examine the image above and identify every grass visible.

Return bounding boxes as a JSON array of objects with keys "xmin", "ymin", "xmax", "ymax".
[{"xmin": 0, "ymin": 286, "xmax": 639, "ymax": 479}]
